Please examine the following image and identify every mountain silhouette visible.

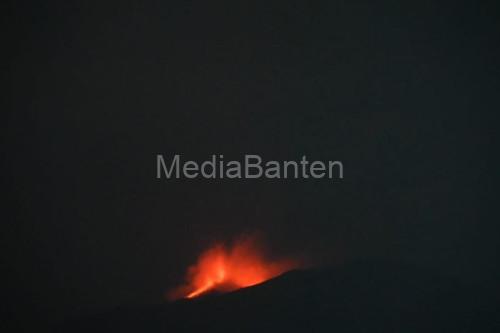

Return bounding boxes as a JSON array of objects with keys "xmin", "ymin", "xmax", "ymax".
[{"xmin": 55, "ymin": 261, "xmax": 496, "ymax": 332}]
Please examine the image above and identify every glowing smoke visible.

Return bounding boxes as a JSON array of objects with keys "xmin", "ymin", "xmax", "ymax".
[{"xmin": 168, "ymin": 236, "xmax": 299, "ymax": 300}]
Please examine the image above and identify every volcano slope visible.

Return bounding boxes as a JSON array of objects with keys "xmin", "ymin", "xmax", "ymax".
[{"xmin": 56, "ymin": 261, "xmax": 497, "ymax": 333}]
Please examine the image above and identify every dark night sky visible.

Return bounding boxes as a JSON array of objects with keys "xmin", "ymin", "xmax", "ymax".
[{"xmin": 5, "ymin": 0, "xmax": 499, "ymax": 327}]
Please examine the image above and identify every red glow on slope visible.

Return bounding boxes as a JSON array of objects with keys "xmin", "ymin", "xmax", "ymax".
[{"xmin": 168, "ymin": 237, "xmax": 298, "ymax": 300}]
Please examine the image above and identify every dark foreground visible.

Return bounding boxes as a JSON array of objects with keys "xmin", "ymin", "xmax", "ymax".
[{"xmin": 55, "ymin": 262, "xmax": 497, "ymax": 332}]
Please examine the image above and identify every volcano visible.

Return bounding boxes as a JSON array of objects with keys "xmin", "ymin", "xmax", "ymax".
[
  {"xmin": 167, "ymin": 237, "xmax": 299, "ymax": 300},
  {"xmin": 55, "ymin": 261, "xmax": 496, "ymax": 333}
]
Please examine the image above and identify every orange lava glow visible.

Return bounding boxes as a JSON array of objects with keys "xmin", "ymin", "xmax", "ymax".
[{"xmin": 168, "ymin": 237, "xmax": 298, "ymax": 300}]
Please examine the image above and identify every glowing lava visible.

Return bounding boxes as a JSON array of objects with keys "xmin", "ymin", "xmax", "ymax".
[{"xmin": 168, "ymin": 237, "xmax": 297, "ymax": 300}]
